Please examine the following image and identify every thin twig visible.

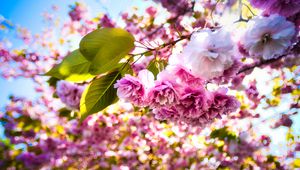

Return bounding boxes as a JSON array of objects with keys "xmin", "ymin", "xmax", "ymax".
[
  {"xmin": 129, "ymin": 35, "xmax": 191, "ymax": 56},
  {"xmin": 242, "ymin": 3, "xmax": 256, "ymax": 16},
  {"xmin": 210, "ymin": 0, "xmax": 222, "ymax": 26},
  {"xmin": 238, "ymin": 55, "xmax": 286, "ymax": 74},
  {"xmin": 140, "ymin": 2, "xmax": 195, "ymax": 41}
]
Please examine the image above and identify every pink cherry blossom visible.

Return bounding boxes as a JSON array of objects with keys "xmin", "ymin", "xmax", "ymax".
[
  {"xmin": 173, "ymin": 28, "xmax": 236, "ymax": 80},
  {"xmin": 114, "ymin": 75, "xmax": 146, "ymax": 106},
  {"xmin": 241, "ymin": 14, "xmax": 296, "ymax": 60},
  {"xmin": 114, "ymin": 70, "xmax": 154, "ymax": 106},
  {"xmin": 207, "ymin": 88, "xmax": 240, "ymax": 119},
  {"xmin": 56, "ymin": 81, "xmax": 84, "ymax": 110},
  {"xmin": 177, "ymin": 87, "xmax": 210, "ymax": 119},
  {"xmin": 148, "ymin": 80, "xmax": 179, "ymax": 107}
]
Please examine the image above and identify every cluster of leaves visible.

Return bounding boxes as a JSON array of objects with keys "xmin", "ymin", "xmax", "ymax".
[{"xmin": 46, "ymin": 28, "xmax": 135, "ymax": 120}]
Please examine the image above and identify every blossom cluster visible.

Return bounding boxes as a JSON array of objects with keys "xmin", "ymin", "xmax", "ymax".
[
  {"xmin": 115, "ymin": 10, "xmax": 299, "ymax": 125},
  {"xmin": 115, "ymin": 29, "xmax": 242, "ymax": 126}
]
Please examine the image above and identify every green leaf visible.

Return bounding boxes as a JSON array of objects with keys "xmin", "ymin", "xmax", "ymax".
[
  {"xmin": 58, "ymin": 108, "xmax": 77, "ymax": 120},
  {"xmin": 47, "ymin": 77, "xmax": 60, "ymax": 87},
  {"xmin": 79, "ymin": 28, "xmax": 135, "ymax": 74},
  {"xmin": 58, "ymin": 108, "xmax": 71, "ymax": 117},
  {"xmin": 45, "ymin": 50, "xmax": 94, "ymax": 82},
  {"xmin": 79, "ymin": 71, "xmax": 121, "ymax": 120},
  {"xmin": 147, "ymin": 60, "xmax": 159, "ymax": 78},
  {"xmin": 88, "ymin": 59, "xmax": 125, "ymax": 75}
]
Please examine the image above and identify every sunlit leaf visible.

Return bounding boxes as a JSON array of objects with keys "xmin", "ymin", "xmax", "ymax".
[
  {"xmin": 79, "ymin": 28, "xmax": 135, "ymax": 74},
  {"xmin": 147, "ymin": 60, "xmax": 159, "ymax": 78},
  {"xmin": 79, "ymin": 71, "xmax": 121, "ymax": 120},
  {"xmin": 45, "ymin": 50, "xmax": 94, "ymax": 82}
]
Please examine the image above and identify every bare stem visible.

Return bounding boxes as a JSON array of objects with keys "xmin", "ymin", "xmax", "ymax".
[
  {"xmin": 238, "ymin": 55, "xmax": 286, "ymax": 74},
  {"xmin": 130, "ymin": 34, "xmax": 191, "ymax": 56}
]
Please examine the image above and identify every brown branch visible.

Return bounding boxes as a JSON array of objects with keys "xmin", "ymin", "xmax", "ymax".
[
  {"xmin": 140, "ymin": 25, "xmax": 164, "ymax": 41},
  {"xmin": 238, "ymin": 54, "xmax": 286, "ymax": 74},
  {"xmin": 130, "ymin": 34, "xmax": 191, "ymax": 56}
]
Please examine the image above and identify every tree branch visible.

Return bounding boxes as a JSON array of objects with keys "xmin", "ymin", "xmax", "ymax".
[
  {"xmin": 238, "ymin": 55, "xmax": 286, "ymax": 74},
  {"xmin": 140, "ymin": 2, "xmax": 195, "ymax": 41},
  {"xmin": 130, "ymin": 34, "xmax": 191, "ymax": 56}
]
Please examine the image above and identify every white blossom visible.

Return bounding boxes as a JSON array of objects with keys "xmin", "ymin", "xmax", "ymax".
[
  {"xmin": 170, "ymin": 28, "xmax": 235, "ymax": 80},
  {"xmin": 241, "ymin": 14, "xmax": 296, "ymax": 60}
]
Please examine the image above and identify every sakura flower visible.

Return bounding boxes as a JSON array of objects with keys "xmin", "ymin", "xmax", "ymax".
[
  {"xmin": 114, "ymin": 70, "xmax": 154, "ymax": 106},
  {"xmin": 153, "ymin": 0, "xmax": 193, "ymax": 15},
  {"xmin": 99, "ymin": 14, "xmax": 115, "ymax": 28},
  {"xmin": 152, "ymin": 106, "xmax": 179, "ymax": 120},
  {"xmin": 68, "ymin": 3, "xmax": 88, "ymax": 21},
  {"xmin": 241, "ymin": 14, "xmax": 296, "ymax": 60},
  {"xmin": 56, "ymin": 81, "xmax": 84, "ymax": 110},
  {"xmin": 178, "ymin": 87, "xmax": 210, "ymax": 119},
  {"xmin": 260, "ymin": 135, "xmax": 271, "ymax": 146},
  {"xmin": 114, "ymin": 75, "xmax": 145, "ymax": 106},
  {"xmin": 296, "ymin": 143, "xmax": 300, "ymax": 151},
  {"xmin": 174, "ymin": 28, "xmax": 235, "ymax": 80},
  {"xmin": 272, "ymin": 114, "xmax": 293, "ymax": 128},
  {"xmin": 212, "ymin": 60, "xmax": 243, "ymax": 84},
  {"xmin": 165, "ymin": 65, "xmax": 204, "ymax": 87},
  {"xmin": 146, "ymin": 6, "xmax": 157, "ymax": 16},
  {"xmin": 207, "ymin": 88, "xmax": 240, "ymax": 119},
  {"xmin": 148, "ymin": 80, "xmax": 179, "ymax": 107}
]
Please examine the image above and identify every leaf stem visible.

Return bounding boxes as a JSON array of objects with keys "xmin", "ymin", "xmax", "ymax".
[{"xmin": 238, "ymin": 55, "xmax": 286, "ymax": 74}]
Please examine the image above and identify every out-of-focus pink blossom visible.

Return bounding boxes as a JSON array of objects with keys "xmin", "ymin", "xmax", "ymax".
[
  {"xmin": 245, "ymin": 82, "xmax": 259, "ymax": 101},
  {"xmin": 146, "ymin": 7, "xmax": 157, "ymax": 16},
  {"xmin": 17, "ymin": 152, "xmax": 50, "ymax": 169},
  {"xmin": 260, "ymin": 135, "xmax": 271, "ymax": 146},
  {"xmin": 99, "ymin": 14, "xmax": 115, "ymax": 28},
  {"xmin": 153, "ymin": 0, "xmax": 193, "ymax": 15},
  {"xmin": 272, "ymin": 114, "xmax": 293, "ymax": 128},
  {"xmin": 56, "ymin": 81, "xmax": 84, "ymax": 110},
  {"xmin": 68, "ymin": 3, "xmax": 87, "ymax": 21},
  {"xmin": 295, "ymin": 143, "xmax": 300, "ymax": 151}
]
